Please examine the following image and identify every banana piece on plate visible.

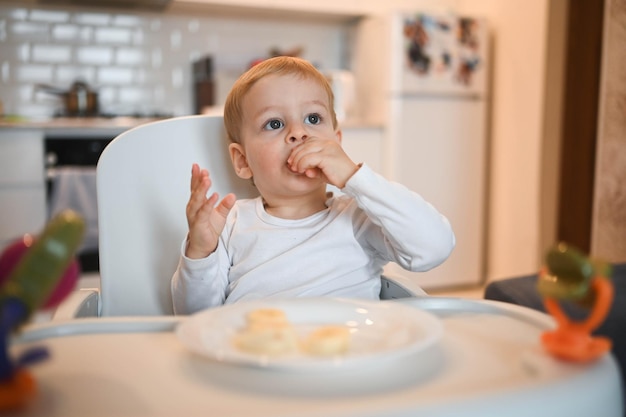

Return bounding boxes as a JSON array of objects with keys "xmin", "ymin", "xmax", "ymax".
[
  {"xmin": 234, "ymin": 326, "xmax": 298, "ymax": 356},
  {"xmin": 245, "ymin": 308, "xmax": 290, "ymax": 330},
  {"xmin": 233, "ymin": 308, "xmax": 297, "ymax": 355},
  {"xmin": 303, "ymin": 325, "xmax": 351, "ymax": 356}
]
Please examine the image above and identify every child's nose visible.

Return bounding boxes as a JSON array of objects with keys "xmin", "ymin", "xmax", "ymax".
[
  {"xmin": 288, "ymin": 134, "xmax": 307, "ymax": 143},
  {"xmin": 286, "ymin": 129, "xmax": 308, "ymax": 144}
]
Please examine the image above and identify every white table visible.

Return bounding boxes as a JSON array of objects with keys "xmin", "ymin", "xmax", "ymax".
[{"xmin": 10, "ymin": 298, "xmax": 624, "ymax": 417}]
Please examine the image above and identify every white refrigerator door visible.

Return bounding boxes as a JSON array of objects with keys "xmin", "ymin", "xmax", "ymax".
[
  {"xmin": 391, "ymin": 12, "xmax": 488, "ymax": 97},
  {"xmin": 384, "ymin": 97, "xmax": 487, "ymax": 288}
]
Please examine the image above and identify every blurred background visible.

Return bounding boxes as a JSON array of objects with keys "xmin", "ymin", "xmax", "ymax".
[{"xmin": 0, "ymin": 0, "xmax": 623, "ymax": 294}]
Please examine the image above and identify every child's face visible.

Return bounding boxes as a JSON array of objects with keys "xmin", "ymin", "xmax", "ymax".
[{"xmin": 229, "ymin": 73, "xmax": 341, "ymax": 201}]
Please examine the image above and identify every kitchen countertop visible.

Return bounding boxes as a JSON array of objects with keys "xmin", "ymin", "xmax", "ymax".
[{"xmin": 0, "ymin": 116, "xmax": 167, "ymax": 138}]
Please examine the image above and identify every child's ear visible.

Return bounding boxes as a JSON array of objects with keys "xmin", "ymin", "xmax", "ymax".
[
  {"xmin": 335, "ymin": 129, "xmax": 343, "ymax": 144},
  {"xmin": 229, "ymin": 143, "xmax": 253, "ymax": 179}
]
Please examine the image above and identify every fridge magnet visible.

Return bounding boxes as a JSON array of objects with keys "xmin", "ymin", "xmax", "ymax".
[{"xmin": 402, "ymin": 13, "xmax": 486, "ymax": 93}]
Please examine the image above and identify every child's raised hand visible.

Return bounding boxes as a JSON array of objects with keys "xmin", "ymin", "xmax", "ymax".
[
  {"xmin": 287, "ymin": 137, "xmax": 359, "ymax": 189},
  {"xmin": 185, "ymin": 163, "xmax": 236, "ymax": 259}
]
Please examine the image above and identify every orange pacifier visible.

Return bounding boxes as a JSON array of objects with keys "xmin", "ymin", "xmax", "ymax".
[{"xmin": 537, "ymin": 243, "xmax": 613, "ymax": 362}]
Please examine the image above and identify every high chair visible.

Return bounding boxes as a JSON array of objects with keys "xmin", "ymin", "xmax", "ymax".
[{"xmin": 53, "ymin": 115, "xmax": 424, "ymax": 318}]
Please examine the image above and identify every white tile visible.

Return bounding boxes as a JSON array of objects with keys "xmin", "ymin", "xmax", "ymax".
[
  {"xmin": 55, "ymin": 66, "xmax": 96, "ymax": 84},
  {"xmin": 76, "ymin": 46, "xmax": 113, "ymax": 65},
  {"xmin": 79, "ymin": 26, "xmax": 93, "ymax": 42},
  {"xmin": 118, "ymin": 87, "xmax": 146, "ymax": 102},
  {"xmin": 51, "ymin": 24, "xmax": 79, "ymax": 40},
  {"xmin": 32, "ymin": 44, "xmax": 72, "ymax": 63},
  {"xmin": 15, "ymin": 102, "xmax": 55, "ymax": 118},
  {"xmin": 11, "ymin": 21, "xmax": 48, "ymax": 40},
  {"xmin": 8, "ymin": 8, "xmax": 28, "ymax": 20},
  {"xmin": 94, "ymin": 27, "xmax": 132, "ymax": 44},
  {"xmin": 97, "ymin": 86, "xmax": 116, "ymax": 102},
  {"xmin": 74, "ymin": 12, "xmax": 110, "ymax": 26},
  {"xmin": 17, "ymin": 44, "xmax": 30, "ymax": 62},
  {"xmin": 97, "ymin": 66, "xmax": 134, "ymax": 84},
  {"xmin": 112, "ymin": 15, "xmax": 142, "ymax": 27},
  {"xmin": 116, "ymin": 48, "xmax": 145, "ymax": 66},
  {"xmin": 29, "ymin": 9, "xmax": 69, "ymax": 23},
  {"xmin": 16, "ymin": 64, "xmax": 53, "ymax": 82}
]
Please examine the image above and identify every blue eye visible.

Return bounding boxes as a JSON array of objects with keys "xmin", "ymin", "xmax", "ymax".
[
  {"xmin": 264, "ymin": 119, "xmax": 283, "ymax": 130},
  {"xmin": 306, "ymin": 114, "xmax": 321, "ymax": 125}
]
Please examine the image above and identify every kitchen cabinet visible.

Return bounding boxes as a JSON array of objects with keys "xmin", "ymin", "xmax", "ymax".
[{"xmin": 0, "ymin": 129, "xmax": 47, "ymax": 251}]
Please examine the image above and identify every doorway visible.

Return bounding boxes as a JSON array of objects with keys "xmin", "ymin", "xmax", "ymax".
[{"xmin": 556, "ymin": 0, "xmax": 605, "ymax": 253}]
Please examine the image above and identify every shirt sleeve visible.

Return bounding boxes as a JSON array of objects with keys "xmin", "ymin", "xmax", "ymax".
[
  {"xmin": 341, "ymin": 164, "xmax": 456, "ymax": 272},
  {"xmin": 171, "ymin": 238, "xmax": 230, "ymax": 314}
]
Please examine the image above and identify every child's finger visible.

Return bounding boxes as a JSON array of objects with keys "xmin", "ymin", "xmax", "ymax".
[
  {"xmin": 288, "ymin": 147, "xmax": 311, "ymax": 172},
  {"xmin": 190, "ymin": 165, "xmax": 210, "ymax": 192},
  {"xmin": 214, "ymin": 193, "xmax": 237, "ymax": 218},
  {"xmin": 288, "ymin": 139, "xmax": 331, "ymax": 172},
  {"xmin": 192, "ymin": 192, "xmax": 219, "ymax": 224},
  {"xmin": 187, "ymin": 178, "xmax": 211, "ymax": 221},
  {"xmin": 206, "ymin": 192, "xmax": 219, "ymax": 207},
  {"xmin": 287, "ymin": 140, "xmax": 316, "ymax": 164},
  {"xmin": 190, "ymin": 172, "xmax": 212, "ymax": 200},
  {"xmin": 291, "ymin": 150, "xmax": 323, "ymax": 174},
  {"xmin": 305, "ymin": 168, "xmax": 321, "ymax": 178},
  {"xmin": 189, "ymin": 164, "xmax": 200, "ymax": 191}
]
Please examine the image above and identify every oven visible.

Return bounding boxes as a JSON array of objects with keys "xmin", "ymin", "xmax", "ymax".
[{"xmin": 44, "ymin": 133, "xmax": 114, "ymax": 272}]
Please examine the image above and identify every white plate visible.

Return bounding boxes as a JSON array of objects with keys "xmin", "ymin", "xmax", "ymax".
[{"xmin": 176, "ymin": 298, "xmax": 443, "ymax": 371}]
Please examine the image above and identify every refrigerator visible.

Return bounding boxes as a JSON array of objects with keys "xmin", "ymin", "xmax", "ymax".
[{"xmin": 380, "ymin": 12, "xmax": 490, "ymax": 289}]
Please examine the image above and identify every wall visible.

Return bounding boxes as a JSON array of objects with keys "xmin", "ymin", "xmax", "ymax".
[
  {"xmin": 0, "ymin": 2, "xmax": 348, "ymax": 118},
  {"xmin": 452, "ymin": 0, "xmax": 551, "ymax": 281},
  {"xmin": 592, "ymin": 0, "xmax": 626, "ymax": 263}
]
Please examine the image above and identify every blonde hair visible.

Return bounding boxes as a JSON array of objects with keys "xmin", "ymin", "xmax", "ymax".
[{"xmin": 223, "ymin": 56, "xmax": 337, "ymax": 144}]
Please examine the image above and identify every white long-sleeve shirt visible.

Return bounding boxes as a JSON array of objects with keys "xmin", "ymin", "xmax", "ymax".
[{"xmin": 171, "ymin": 164, "xmax": 455, "ymax": 314}]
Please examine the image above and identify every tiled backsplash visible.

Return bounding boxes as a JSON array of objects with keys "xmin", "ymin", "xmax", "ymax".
[{"xmin": 0, "ymin": 4, "xmax": 350, "ymax": 118}]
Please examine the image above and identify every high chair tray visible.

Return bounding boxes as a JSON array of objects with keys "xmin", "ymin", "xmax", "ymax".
[{"xmin": 10, "ymin": 298, "xmax": 623, "ymax": 417}]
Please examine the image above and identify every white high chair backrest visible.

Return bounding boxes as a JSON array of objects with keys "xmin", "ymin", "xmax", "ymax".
[{"xmin": 97, "ymin": 115, "xmax": 258, "ymax": 316}]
